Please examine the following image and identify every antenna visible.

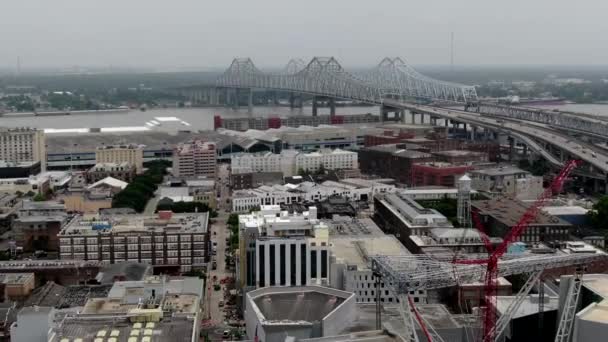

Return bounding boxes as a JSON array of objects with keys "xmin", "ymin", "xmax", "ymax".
[{"xmin": 450, "ymin": 32, "xmax": 454, "ymax": 72}]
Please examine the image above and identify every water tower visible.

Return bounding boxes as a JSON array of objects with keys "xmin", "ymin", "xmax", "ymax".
[{"xmin": 457, "ymin": 174, "xmax": 472, "ymax": 228}]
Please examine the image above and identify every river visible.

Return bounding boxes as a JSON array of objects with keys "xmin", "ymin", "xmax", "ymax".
[
  {"xmin": 0, "ymin": 106, "xmax": 379, "ymax": 131},
  {"xmin": 1, "ymin": 103, "xmax": 606, "ymax": 132}
]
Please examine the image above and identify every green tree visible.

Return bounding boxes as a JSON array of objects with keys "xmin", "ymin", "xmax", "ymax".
[
  {"xmin": 589, "ymin": 196, "xmax": 608, "ymax": 229},
  {"xmin": 33, "ymin": 193, "xmax": 46, "ymax": 202},
  {"xmin": 227, "ymin": 214, "xmax": 239, "ymax": 226}
]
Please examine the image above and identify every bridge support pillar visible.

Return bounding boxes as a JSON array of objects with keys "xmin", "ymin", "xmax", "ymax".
[
  {"xmin": 312, "ymin": 96, "xmax": 319, "ymax": 116},
  {"xmin": 508, "ymin": 137, "xmax": 515, "ymax": 161},
  {"xmin": 523, "ymin": 144, "xmax": 528, "ymax": 157},
  {"xmin": 470, "ymin": 126, "xmax": 477, "ymax": 141},
  {"xmin": 289, "ymin": 93, "xmax": 303, "ymax": 109},
  {"xmin": 248, "ymin": 89, "xmax": 254, "ymax": 116},
  {"xmin": 329, "ymin": 98, "xmax": 336, "ymax": 118}
]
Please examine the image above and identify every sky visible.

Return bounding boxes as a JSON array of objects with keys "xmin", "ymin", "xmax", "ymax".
[{"xmin": 1, "ymin": 0, "xmax": 608, "ymax": 70}]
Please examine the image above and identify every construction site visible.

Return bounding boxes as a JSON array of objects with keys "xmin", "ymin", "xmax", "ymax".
[{"xmin": 367, "ymin": 160, "xmax": 608, "ymax": 342}]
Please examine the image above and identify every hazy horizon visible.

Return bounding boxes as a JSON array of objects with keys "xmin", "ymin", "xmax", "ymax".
[{"xmin": 2, "ymin": 0, "xmax": 608, "ymax": 71}]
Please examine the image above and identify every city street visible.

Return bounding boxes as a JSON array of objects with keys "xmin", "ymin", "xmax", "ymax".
[{"xmin": 201, "ymin": 210, "xmax": 236, "ymax": 340}]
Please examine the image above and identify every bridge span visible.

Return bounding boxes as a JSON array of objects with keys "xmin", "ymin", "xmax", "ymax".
[{"xmin": 384, "ymin": 100, "xmax": 608, "ymax": 176}]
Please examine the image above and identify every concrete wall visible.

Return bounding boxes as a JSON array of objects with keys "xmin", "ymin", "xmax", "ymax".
[
  {"xmin": 574, "ymin": 303, "xmax": 608, "ymax": 342},
  {"xmin": 321, "ymin": 290, "xmax": 357, "ymax": 337},
  {"xmin": 11, "ymin": 306, "xmax": 54, "ymax": 342}
]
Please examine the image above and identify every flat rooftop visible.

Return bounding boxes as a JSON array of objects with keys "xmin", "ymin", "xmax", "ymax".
[
  {"xmin": 470, "ymin": 166, "xmax": 529, "ymax": 177},
  {"xmin": 433, "ymin": 150, "xmax": 486, "ymax": 157},
  {"xmin": 332, "ymin": 236, "xmax": 410, "ymax": 269},
  {"xmin": 60, "ymin": 212, "xmax": 209, "ymax": 236},
  {"xmin": 0, "ymin": 272, "xmax": 33, "ymax": 285},
  {"xmin": 472, "ymin": 198, "xmax": 571, "ymax": 227},
  {"xmin": 52, "ymin": 316, "xmax": 195, "ymax": 342}
]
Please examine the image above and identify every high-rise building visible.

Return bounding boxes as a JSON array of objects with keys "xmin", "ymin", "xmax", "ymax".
[
  {"xmin": 172, "ymin": 140, "xmax": 216, "ymax": 178},
  {"xmin": 0, "ymin": 127, "xmax": 46, "ymax": 171},
  {"xmin": 237, "ymin": 205, "xmax": 330, "ymax": 289},
  {"xmin": 95, "ymin": 144, "xmax": 144, "ymax": 173}
]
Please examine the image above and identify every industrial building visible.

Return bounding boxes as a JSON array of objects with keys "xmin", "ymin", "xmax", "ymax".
[
  {"xmin": 237, "ymin": 205, "xmax": 331, "ymax": 288},
  {"xmin": 408, "ymin": 228, "xmax": 503, "ymax": 254},
  {"xmin": 58, "ymin": 211, "xmax": 209, "ymax": 272},
  {"xmin": 373, "ymin": 191, "xmax": 453, "ymax": 252},
  {"xmin": 472, "ymin": 198, "xmax": 572, "ymax": 244},
  {"xmin": 244, "ymin": 286, "xmax": 357, "ymax": 342}
]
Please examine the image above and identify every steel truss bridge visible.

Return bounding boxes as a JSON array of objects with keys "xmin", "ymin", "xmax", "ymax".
[
  {"xmin": 216, "ymin": 57, "xmax": 478, "ymax": 104},
  {"xmin": 215, "ymin": 57, "xmax": 608, "ymax": 178}
]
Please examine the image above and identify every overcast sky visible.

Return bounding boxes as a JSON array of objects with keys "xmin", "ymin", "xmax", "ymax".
[{"xmin": 2, "ymin": 0, "xmax": 607, "ymax": 70}]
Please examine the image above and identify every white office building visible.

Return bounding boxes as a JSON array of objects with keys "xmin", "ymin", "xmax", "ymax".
[
  {"xmin": 231, "ymin": 149, "xmax": 357, "ymax": 177},
  {"xmin": 237, "ymin": 205, "xmax": 330, "ymax": 288}
]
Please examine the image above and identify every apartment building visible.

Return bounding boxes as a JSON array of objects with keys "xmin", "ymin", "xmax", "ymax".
[
  {"xmin": 58, "ymin": 211, "xmax": 209, "ymax": 272},
  {"xmin": 0, "ymin": 127, "xmax": 46, "ymax": 171},
  {"xmin": 237, "ymin": 205, "xmax": 330, "ymax": 289},
  {"xmin": 95, "ymin": 144, "xmax": 144, "ymax": 173},
  {"xmin": 231, "ymin": 149, "xmax": 358, "ymax": 177},
  {"xmin": 172, "ymin": 140, "xmax": 216, "ymax": 178}
]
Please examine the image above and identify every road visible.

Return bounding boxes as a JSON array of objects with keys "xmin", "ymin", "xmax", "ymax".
[
  {"xmin": 217, "ymin": 163, "xmax": 232, "ymax": 211},
  {"xmin": 390, "ymin": 100, "xmax": 608, "ymax": 176},
  {"xmin": 144, "ymin": 191, "xmax": 161, "ymax": 215},
  {"xmin": 201, "ymin": 211, "xmax": 236, "ymax": 340}
]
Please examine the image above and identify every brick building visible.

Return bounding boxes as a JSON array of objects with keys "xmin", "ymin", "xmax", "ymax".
[
  {"xmin": 358, "ymin": 144, "xmax": 433, "ymax": 185},
  {"xmin": 432, "ymin": 150, "xmax": 489, "ymax": 164},
  {"xmin": 410, "ymin": 162, "xmax": 475, "ymax": 187}
]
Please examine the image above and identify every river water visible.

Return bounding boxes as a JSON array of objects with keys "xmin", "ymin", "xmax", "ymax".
[
  {"xmin": 0, "ymin": 104, "xmax": 607, "ymax": 132},
  {"xmin": 0, "ymin": 106, "xmax": 379, "ymax": 131}
]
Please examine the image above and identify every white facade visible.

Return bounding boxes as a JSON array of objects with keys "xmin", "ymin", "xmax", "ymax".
[
  {"xmin": 0, "ymin": 127, "xmax": 46, "ymax": 171},
  {"xmin": 231, "ymin": 179, "xmax": 395, "ymax": 213},
  {"xmin": 95, "ymin": 144, "xmax": 144, "ymax": 174},
  {"xmin": 231, "ymin": 149, "xmax": 357, "ymax": 177},
  {"xmin": 238, "ymin": 205, "xmax": 331, "ymax": 288},
  {"xmin": 295, "ymin": 149, "xmax": 358, "ymax": 173},
  {"xmin": 231, "ymin": 150, "xmax": 296, "ymax": 175}
]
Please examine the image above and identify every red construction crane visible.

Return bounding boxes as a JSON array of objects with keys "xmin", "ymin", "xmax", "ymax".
[{"xmin": 455, "ymin": 159, "xmax": 582, "ymax": 342}]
